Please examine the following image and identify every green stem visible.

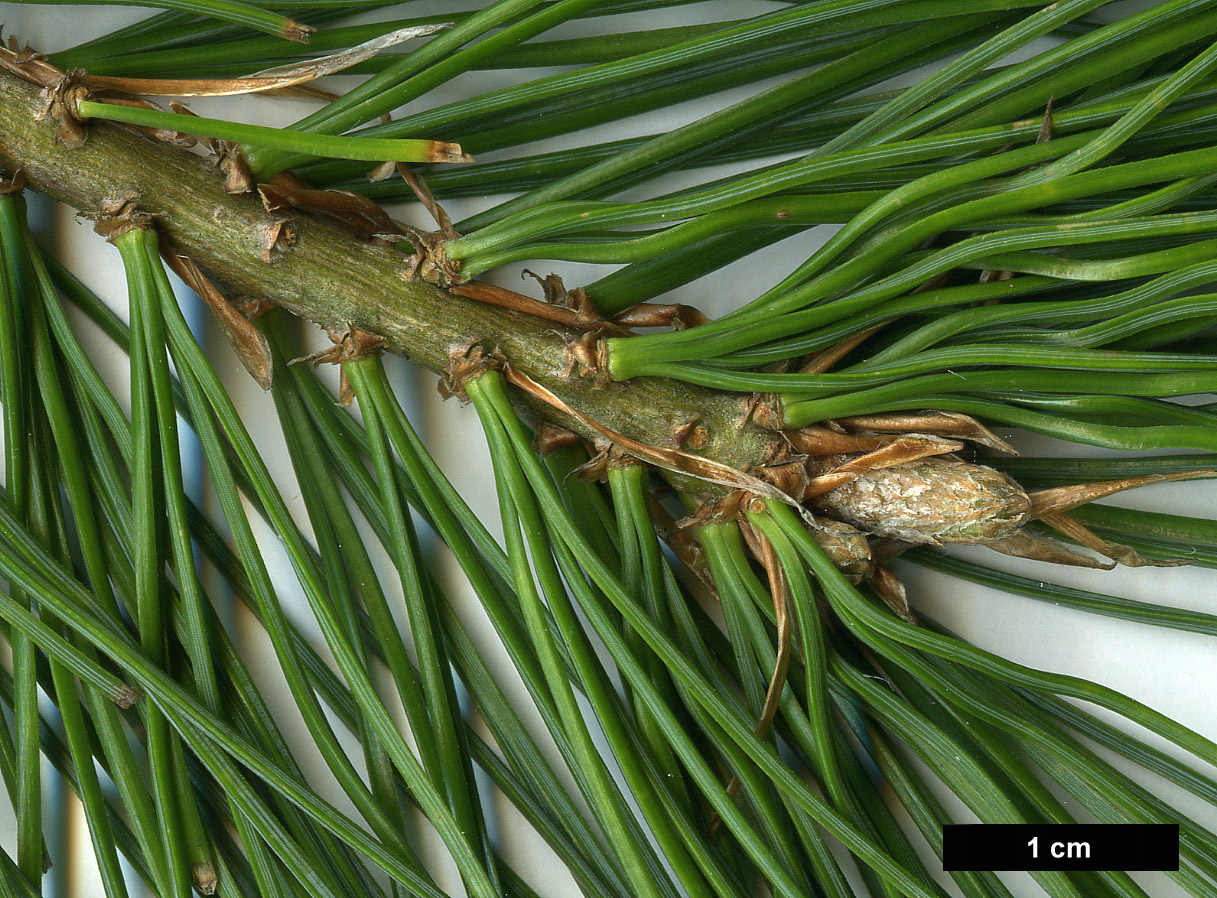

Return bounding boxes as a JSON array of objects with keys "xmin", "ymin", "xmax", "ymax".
[
  {"xmin": 22, "ymin": 0, "xmax": 313, "ymax": 41},
  {"xmin": 473, "ymin": 370, "xmax": 946, "ymax": 898},
  {"xmin": 76, "ymin": 100, "xmax": 462, "ymax": 164},
  {"xmin": 766, "ymin": 501, "xmax": 1217, "ymax": 771},
  {"xmin": 460, "ymin": 13, "xmax": 1002, "ymax": 231},
  {"xmin": 344, "ymin": 357, "xmax": 499, "ymax": 895},
  {"xmin": 244, "ymin": 0, "xmax": 567, "ymax": 176},
  {"xmin": 117, "ymin": 227, "xmax": 194, "ymax": 898}
]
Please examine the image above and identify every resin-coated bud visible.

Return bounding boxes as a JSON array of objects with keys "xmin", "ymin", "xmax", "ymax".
[{"xmin": 812, "ymin": 458, "xmax": 1031, "ymax": 545}]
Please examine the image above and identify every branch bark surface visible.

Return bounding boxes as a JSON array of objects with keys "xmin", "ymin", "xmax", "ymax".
[{"xmin": 0, "ymin": 69, "xmax": 786, "ymax": 480}]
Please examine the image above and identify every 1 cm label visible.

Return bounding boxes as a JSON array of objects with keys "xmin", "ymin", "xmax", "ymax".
[
  {"xmin": 1028, "ymin": 835, "xmax": 1090, "ymax": 861},
  {"xmin": 942, "ymin": 823, "xmax": 1179, "ymax": 871}
]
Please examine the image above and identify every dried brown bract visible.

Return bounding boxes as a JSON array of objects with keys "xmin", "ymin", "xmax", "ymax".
[
  {"xmin": 37, "ymin": 70, "xmax": 89, "ymax": 148},
  {"xmin": 439, "ymin": 341, "xmax": 506, "ymax": 402},
  {"xmin": 163, "ymin": 250, "xmax": 274, "ymax": 390}
]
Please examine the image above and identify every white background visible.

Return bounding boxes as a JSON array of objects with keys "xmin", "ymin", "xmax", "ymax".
[{"xmin": 0, "ymin": 2, "xmax": 1215, "ymax": 896}]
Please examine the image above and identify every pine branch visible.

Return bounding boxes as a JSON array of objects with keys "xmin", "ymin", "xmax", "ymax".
[{"xmin": 0, "ymin": 66, "xmax": 784, "ymax": 480}]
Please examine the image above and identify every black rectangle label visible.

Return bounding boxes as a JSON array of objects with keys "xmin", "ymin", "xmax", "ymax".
[{"xmin": 943, "ymin": 824, "xmax": 1179, "ymax": 871}]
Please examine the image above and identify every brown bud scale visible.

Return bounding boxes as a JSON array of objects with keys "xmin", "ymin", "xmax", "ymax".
[{"xmin": 812, "ymin": 457, "xmax": 1031, "ymax": 545}]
